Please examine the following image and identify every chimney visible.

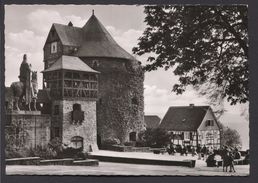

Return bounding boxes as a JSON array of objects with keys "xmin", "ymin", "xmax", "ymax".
[
  {"xmin": 189, "ymin": 104, "xmax": 194, "ymax": 108},
  {"xmin": 68, "ymin": 21, "xmax": 73, "ymax": 26}
]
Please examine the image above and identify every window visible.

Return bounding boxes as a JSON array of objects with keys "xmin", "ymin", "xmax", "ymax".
[
  {"xmin": 184, "ymin": 132, "xmax": 190, "ymax": 140},
  {"xmin": 205, "ymin": 120, "xmax": 214, "ymax": 127},
  {"xmin": 131, "ymin": 97, "xmax": 138, "ymax": 105},
  {"xmin": 72, "ymin": 103, "xmax": 84, "ymax": 124},
  {"xmin": 71, "ymin": 136, "xmax": 83, "ymax": 149},
  {"xmin": 129, "ymin": 132, "xmax": 137, "ymax": 141},
  {"xmin": 51, "ymin": 42, "xmax": 57, "ymax": 53},
  {"xmin": 53, "ymin": 105, "xmax": 59, "ymax": 115}
]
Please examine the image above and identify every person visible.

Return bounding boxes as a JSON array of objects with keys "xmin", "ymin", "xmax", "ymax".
[
  {"xmin": 191, "ymin": 146, "xmax": 197, "ymax": 157},
  {"xmin": 177, "ymin": 144, "xmax": 182, "ymax": 155},
  {"xmin": 182, "ymin": 145, "xmax": 188, "ymax": 156},
  {"xmin": 166, "ymin": 144, "xmax": 172, "ymax": 155},
  {"xmin": 229, "ymin": 152, "xmax": 236, "ymax": 172},
  {"xmin": 196, "ymin": 144, "xmax": 202, "ymax": 160},
  {"xmin": 206, "ymin": 153, "xmax": 216, "ymax": 167},
  {"xmin": 234, "ymin": 147, "xmax": 241, "ymax": 159},
  {"xmin": 244, "ymin": 150, "xmax": 250, "ymax": 165},
  {"xmin": 170, "ymin": 143, "xmax": 175, "ymax": 155},
  {"xmin": 201, "ymin": 145, "xmax": 208, "ymax": 160}
]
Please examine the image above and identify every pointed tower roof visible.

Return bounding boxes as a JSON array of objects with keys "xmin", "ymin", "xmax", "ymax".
[{"xmin": 76, "ymin": 14, "xmax": 135, "ymax": 60}]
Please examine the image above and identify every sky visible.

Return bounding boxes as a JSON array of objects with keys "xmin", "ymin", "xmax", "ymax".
[{"xmin": 4, "ymin": 5, "xmax": 249, "ymax": 150}]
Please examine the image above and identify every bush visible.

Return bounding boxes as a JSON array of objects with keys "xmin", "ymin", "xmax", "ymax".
[
  {"xmin": 102, "ymin": 138, "xmax": 120, "ymax": 146},
  {"xmin": 138, "ymin": 128, "xmax": 170, "ymax": 148},
  {"xmin": 59, "ymin": 147, "xmax": 87, "ymax": 159},
  {"xmin": 123, "ymin": 141, "xmax": 135, "ymax": 146},
  {"xmin": 48, "ymin": 137, "xmax": 63, "ymax": 155},
  {"xmin": 5, "ymin": 148, "xmax": 27, "ymax": 159},
  {"xmin": 135, "ymin": 140, "xmax": 147, "ymax": 147},
  {"xmin": 27, "ymin": 145, "xmax": 57, "ymax": 159}
]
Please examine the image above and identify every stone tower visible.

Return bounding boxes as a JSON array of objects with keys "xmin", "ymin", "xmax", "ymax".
[
  {"xmin": 78, "ymin": 15, "xmax": 145, "ymax": 145},
  {"xmin": 43, "ymin": 12, "xmax": 145, "ymax": 148},
  {"xmin": 42, "ymin": 56, "xmax": 99, "ymax": 152}
]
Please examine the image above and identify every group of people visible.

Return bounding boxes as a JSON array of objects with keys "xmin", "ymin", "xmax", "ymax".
[
  {"xmin": 206, "ymin": 146, "xmax": 247, "ymax": 172},
  {"xmin": 166, "ymin": 143, "xmax": 249, "ymax": 173},
  {"xmin": 166, "ymin": 143, "xmax": 211, "ymax": 158}
]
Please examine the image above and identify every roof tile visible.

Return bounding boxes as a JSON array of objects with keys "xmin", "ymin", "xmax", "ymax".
[{"xmin": 159, "ymin": 106, "xmax": 210, "ymax": 131}]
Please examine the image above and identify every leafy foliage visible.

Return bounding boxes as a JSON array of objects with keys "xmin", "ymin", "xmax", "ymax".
[
  {"xmin": 27, "ymin": 145, "xmax": 57, "ymax": 159},
  {"xmin": 222, "ymin": 128, "xmax": 242, "ymax": 148},
  {"xmin": 218, "ymin": 122, "xmax": 242, "ymax": 148},
  {"xmin": 139, "ymin": 128, "xmax": 170, "ymax": 148},
  {"xmin": 133, "ymin": 5, "xmax": 248, "ymax": 105}
]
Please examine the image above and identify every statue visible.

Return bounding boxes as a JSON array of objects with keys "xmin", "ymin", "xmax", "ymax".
[{"xmin": 10, "ymin": 54, "xmax": 38, "ymax": 111}]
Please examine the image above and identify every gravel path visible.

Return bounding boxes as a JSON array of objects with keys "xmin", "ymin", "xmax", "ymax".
[{"xmin": 6, "ymin": 162, "xmax": 249, "ymax": 176}]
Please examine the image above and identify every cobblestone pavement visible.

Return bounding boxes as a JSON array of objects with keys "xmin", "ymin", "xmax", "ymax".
[{"xmin": 6, "ymin": 162, "xmax": 249, "ymax": 176}]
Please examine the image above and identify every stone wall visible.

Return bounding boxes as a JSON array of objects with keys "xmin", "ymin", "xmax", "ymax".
[
  {"xmin": 56, "ymin": 99, "xmax": 98, "ymax": 152},
  {"xmin": 5, "ymin": 113, "xmax": 51, "ymax": 150},
  {"xmin": 82, "ymin": 57, "xmax": 145, "ymax": 144}
]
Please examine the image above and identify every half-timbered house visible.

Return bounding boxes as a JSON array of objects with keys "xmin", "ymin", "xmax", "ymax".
[{"xmin": 159, "ymin": 104, "xmax": 222, "ymax": 149}]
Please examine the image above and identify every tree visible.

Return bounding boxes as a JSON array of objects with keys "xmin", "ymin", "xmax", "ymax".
[
  {"xmin": 221, "ymin": 127, "xmax": 242, "ymax": 148},
  {"xmin": 133, "ymin": 5, "xmax": 248, "ymax": 105},
  {"xmin": 217, "ymin": 121, "xmax": 242, "ymax": 148},
  {"xmin": 139, "ymin": 128, "xmax": 170, "ymax": 148}
]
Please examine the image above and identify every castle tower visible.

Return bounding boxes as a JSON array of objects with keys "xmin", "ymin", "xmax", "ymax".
[
  {"xmin": 78, "ymin": 14, "xmax": 145, "ymax": 145},
  {"xmin": 43, "ymin": 12, "xmax": 145, "ymax": 148},
  {"xmin": 42, "ymin": 56, "xmax": 99, "ymax": 151}
]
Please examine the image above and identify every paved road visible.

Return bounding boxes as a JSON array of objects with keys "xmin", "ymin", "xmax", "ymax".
[{"xmin": 6, "ymin": 162, "xmax": 249, "ymax": 176}]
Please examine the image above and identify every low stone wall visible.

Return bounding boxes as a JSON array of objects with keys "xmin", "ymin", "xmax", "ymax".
[
  {"xmin": 6, "ymin": 157, "xmax": 41, "ymax": 165},
  {"xmin": 73, "ymin": 159, "xmax": 99, "ymax": 166},
  {"xmin": 102, "ymin": 145, "xmax": 151, "ymax": 152},
  {"xmin": 40, "ymin": 158, "xmax": 74, "ymax": 165},
  {"xmin": 6, "ymin": 157, "xmax": 99, "ymax": 167},
  {"xmin": 88, "ymin": 154, "xmax": 196, "ymax": 168}
]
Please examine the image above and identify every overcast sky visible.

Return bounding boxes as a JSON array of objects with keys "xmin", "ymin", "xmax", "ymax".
[{"xmin": 4, "ymin": 5, "xmax": 249, "ymax": 150}]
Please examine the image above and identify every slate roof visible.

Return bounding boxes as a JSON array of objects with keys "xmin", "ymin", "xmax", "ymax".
[
  {"xmin": 53, "ymin": 24, "xmax": 82, "ymax": 47},
  {"xmin": 42, "ymin": 55, "xmax": 99, "ymax": 73},
  {"xmin": 144, "ymin": 115, "xmax": 161, "ymax": 129},
  {"xmin": 47, "ymin": 14, "xmax": 135, "ymax": 60},
  {"xmin": 159, "ymin": 106, "xmax": 211, "ymax": 131}
]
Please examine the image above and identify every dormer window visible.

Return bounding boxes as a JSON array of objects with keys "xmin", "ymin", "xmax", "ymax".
[
  {"xmin": 51, "ymin": 42, "xmax": 57, "ymax": 53},
  {"xmin": 205, "ymin": 120, "xmax": 214, "ymax": 127}
]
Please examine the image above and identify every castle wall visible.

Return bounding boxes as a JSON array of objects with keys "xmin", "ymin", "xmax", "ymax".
[
  {"xmin": 5, "ymin": 113, "xmax": 51, "ymax": 150},
  {"xmin": 82, "ymin": 57, "xmax": 145, "ymax": 144},
  {"xmin": 55, "ymin": 100, "xmax": 97, "ymax": 152}
]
